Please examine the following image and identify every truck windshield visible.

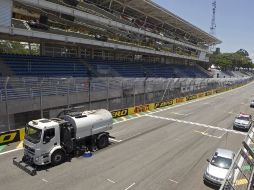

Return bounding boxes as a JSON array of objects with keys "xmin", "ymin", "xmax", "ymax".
[{"xmin": 25, "ymin": 125, "xmax": 42, "ymax": 144}]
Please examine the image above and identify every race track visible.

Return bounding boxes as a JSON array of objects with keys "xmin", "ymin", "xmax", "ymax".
[{"xmin": 1, "ymin": 82, "xmax": 254, "ymax": 190}]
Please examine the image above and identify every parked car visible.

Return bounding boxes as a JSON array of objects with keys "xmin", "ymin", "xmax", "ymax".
[
  {"xmin": 203, "ymin": 148, "xmax": 235, "ymax": 186},
  {"xmin": 250, "ymin": 100, "xmax": 254, "ymax": 108},
  {"xmin": 233, "ymin": 113, "xmax": 252, "ymax": 131}
]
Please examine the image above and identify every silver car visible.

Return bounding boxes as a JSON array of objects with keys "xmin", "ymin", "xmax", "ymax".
[
  {"xmin": 203, "ymin": 148, "xmax": 235, "ymax": 186},
  {"xmin": 250, "ymin": 100, "xmax": 254, "ymax": 108},
  {"xmin": 233, "ymin": 113, "xmax": 252, "ymax": 131}
]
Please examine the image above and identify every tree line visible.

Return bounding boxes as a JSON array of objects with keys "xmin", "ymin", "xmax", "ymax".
[{"xmin": 209, "ymin": 49, "xmax": 253, "ymax": 70}]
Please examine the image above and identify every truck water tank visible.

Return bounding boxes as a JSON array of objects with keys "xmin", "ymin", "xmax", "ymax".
[{"xmin": 63, "ymin": 109, "xmax": 113, "ymax": 139}]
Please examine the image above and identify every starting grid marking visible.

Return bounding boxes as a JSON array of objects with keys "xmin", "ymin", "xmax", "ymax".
[
  {"xmin": 145, "ymin": 114, "xmax": 246, "ymax": 136},
  {"xmin": 193, "ymin": 130, "xmax": 222, "ymax": 139}
]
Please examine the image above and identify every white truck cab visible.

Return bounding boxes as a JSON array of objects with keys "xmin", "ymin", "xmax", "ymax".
[{"xmin": 24, "ymin": 119, "xmax": 63, "ymax": 165}]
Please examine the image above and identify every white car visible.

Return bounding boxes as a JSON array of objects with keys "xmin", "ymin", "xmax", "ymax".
[
  {"xmin": 203, "ymin": 148, "xmax": 235, "ymax": 186},
  {"xmin": 233, "ymin": 113, "xmax": 252, "ymax": 131}
]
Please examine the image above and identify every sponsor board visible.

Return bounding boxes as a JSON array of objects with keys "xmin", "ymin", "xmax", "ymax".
[
  {"xmin": 176, "ymin": 97, "xmax": 186, "ymax": 103},
  {"xmin": 19, "ymin": 128, "xmax": 25, "ymax": 141},
  {"xmin": 154, "ymin": 99, "xmax": 174, "ymax": 109},
  {"xmin": 0, "ymin": 130, "xmax": 20, "ymax": 145},
  {"xmin": 111, "ymin": 109, "xmax": 128, "ymax": 118},
  {"xmin": 186, "ymin": 95, "xmax": 198, "ymax": 101},
  {"xmin": 216, "ymin": 89, "xmax": 225, "ymax": 93},
  {"xmin": 198, "ymin": 93, "xmax": 205, "ymax": 98},
  {"xmin": 205, "ymin": 91, "xmax": 213, "ymax": 96},
  {"xmin": 134, "ymin": 104, "xmax": 150, "ymax": 113},
  {"xmin": 148, "ymin": 103, "xmax": 155, "ymax": 111}
]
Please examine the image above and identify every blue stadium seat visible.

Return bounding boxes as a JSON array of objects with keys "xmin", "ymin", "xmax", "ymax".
[
  {"xmin": 0, "ymin": 54, "xmax": 210, "ymax": 78},
  {"xmin": 0, "ymin": 54, "xmax": 90, "ymax": 77}
]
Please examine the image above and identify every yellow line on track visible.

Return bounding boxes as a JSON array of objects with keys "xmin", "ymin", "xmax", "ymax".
[{"xmin": 16, "ymin": 141, "xmax": 23, "ymax": 149}]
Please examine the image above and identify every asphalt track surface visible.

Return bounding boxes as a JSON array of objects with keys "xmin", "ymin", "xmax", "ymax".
[{"xmin": 1, "ymin": 82, "xmax": 254, "ymax": 190}]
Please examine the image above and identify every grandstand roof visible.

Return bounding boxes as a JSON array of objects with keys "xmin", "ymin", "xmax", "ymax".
[{"xmin": 113, "ymin": 0, "xmax": 221, "ymax": 45}]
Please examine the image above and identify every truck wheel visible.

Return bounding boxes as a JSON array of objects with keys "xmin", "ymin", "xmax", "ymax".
[
  {"xmin": 97, "ymin": 135, "xmax": 109, "ymax": 149},
  {"xmin": 51, "ymin": 150, "xmax": 65, "ymax": 166}
]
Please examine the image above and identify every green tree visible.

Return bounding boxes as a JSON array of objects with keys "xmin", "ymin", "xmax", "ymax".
[{"xmin": 210, "ymin": 49, "xmax": 253, "ymax": 70}]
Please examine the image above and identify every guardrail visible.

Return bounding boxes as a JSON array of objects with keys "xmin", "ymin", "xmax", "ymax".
[{"xmin": 220, "ymin": 126, "xmax": 254, "ymax": 190}]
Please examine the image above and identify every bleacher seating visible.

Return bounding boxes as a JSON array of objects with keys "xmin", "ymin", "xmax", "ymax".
[
  {"xmin": 0, "ymin": 54, "xmax": 210, "ymax": 78},
  {"xmin": 74, "ymin": 58, "xmax": 210, "ymax": 78},
  {"xmin": 0, "ymin": 54, "xmax": 89, "ymax": 77}
]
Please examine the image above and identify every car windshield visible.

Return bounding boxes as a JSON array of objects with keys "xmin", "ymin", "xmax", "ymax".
[
  {"xmin": 25, "ymin": 125, "xmax": 42, "ymax": 144},
  {"xmin": 211, "ymin": 156, "xmax": 232, "ymax": 169},
  {"xmin": 237, "ymin": 116, "xmax": 250, "ymax": 121}
]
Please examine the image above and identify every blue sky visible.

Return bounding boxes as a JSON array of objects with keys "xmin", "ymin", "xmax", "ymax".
[{"xmin": 153, "ymin": 0, "xmax": 254, "ymax": 60}]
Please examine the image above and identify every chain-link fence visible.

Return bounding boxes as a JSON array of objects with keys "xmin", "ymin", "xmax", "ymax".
[
  {"xmin": 0, "ymin": 76, "xmax": 252, "ymax": 132},
  {"xmin": 220, "ymin": 126, "xmax": 254, "ymax": 190}
]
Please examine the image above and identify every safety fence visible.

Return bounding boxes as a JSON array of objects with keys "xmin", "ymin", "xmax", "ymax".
[
  {"xmin": 0, "ymin": 79, "xmax": 250, "ymax": 146},
  {"xmin": 0, "ymin": 77, "xmax": 250, "ymax": 102},
  {"xmin": 0, "ymin": 76, "xmax": 252, "ymax": 132},
  {"xmin": 220, "ymin": 126, "xmax": 254, "ymax": 190}
]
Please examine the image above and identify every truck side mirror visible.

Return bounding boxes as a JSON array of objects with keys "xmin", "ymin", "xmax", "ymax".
[{"xmin": 43, "ymin": 136, "xmax": 51, "ymax": 144}]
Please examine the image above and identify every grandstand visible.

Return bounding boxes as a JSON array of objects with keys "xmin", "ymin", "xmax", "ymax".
[
  {"xmin": 0, "ymin": 0, "xmax": 224, "ymax": 130},
  {"xmin": 0, "ymin": 0, "xmax": 222, "ymax": 77}
]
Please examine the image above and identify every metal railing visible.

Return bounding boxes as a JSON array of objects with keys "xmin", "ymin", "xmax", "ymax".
[
  {"xmin": 0, "ymin": 76, "xmax": 252, "ymax": 132},
  {"xmin": 0, "ymin": 77, "xmax": 250, "ymax": 102},
  {"xmin": 220, "ymin": 126, "xmax": 254, "ymax": 190}
]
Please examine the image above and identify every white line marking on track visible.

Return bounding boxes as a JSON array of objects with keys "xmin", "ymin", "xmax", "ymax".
[
  {"xmin": 113, "ymin": 117, "xmax": 140, "ymax": 125},
  {"xmin": 0, "ymin": 148, "xmax": 23, "ymax": 156},
  {"xmin": 172, "ymin": 112, "xmax": 188, "ymax": 116},
  {"xmin": 194, "ymin": 130, "xmax": 221, "ymax": 139},
  {"xmin": 219, "ymin": 131, "xmax": 228, "ymax": 138},
  {"xmin": 42, "ymin": 179, "xmax": 48, "ymax": 183},
  {"xmin": 109, "ymin": 138, "xmax": 122, "ymax": 143},
  {"xmin": 107, "ymin": 179, "xmax": 116, "ymax": 184},
  {"xmin": 124, "ymin": 182, "xmax": 136, "ymax": 190},
  {"xmin": 110, "ymin": 130, "xmax": 126, "ymax": 136},
  {"xmin": 168, "ymin": 179, "xmax": 178, "ymax": 184},
  {"xmin": 145, "ymin": 115, "xmax": 246, "ymax": 136},
  {"xmin": 203, "ymin": 128, "xmax": 209, "ymax": 133}
]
